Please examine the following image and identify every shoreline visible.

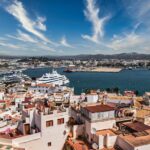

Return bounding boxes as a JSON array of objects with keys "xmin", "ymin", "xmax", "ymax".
[{"xmin": 74, "ymin": 67, "xmax": 122, "ymax": 73}]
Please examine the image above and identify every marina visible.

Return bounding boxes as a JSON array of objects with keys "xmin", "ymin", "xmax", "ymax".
[
  {"xmin": 23, "ymin": 67, "xmax": 150, "ymax": 95},
  {"xmin": 1, "ymin": 67, "xmax": 150, "ymax": 95}
]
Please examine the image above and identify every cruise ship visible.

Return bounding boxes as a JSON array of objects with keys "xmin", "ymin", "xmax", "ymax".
[{"xmin": 36, "ymin": 70, "xmax": 69, "ymax": 85}]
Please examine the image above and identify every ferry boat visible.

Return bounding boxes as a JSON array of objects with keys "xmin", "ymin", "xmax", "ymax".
[{"xmin": 36, "ymin": 70, "xmax": 69, "ymax": 85}]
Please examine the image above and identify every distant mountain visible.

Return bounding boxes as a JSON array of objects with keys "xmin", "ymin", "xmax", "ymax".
[
  {"xmin": 0, "ymin": 52, "xmax": 150, "ymax": 60},
  {"xmin": 46, "ymin": 53, "xmax": 150, "ymax": 60}
]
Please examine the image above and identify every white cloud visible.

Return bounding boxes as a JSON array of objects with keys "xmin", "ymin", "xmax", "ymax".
[
  {"xmin": 36, "ymin": 43, "xmax": 55, "ymax": 52},
  {"xmin": 35, "ymin": 16, "xmax": 47, "ymax": 31},
  {"xmin": 108, "ymin": 33, "xmax": 146, "ymax": 51},
  {"xmin": 0, "ymin": 37, "xmax": 7, "ymax": 41},
  {"xmin": 136, "ymin": 1, "xmax": 150, "ymax": 18},
  {"xmin": 0, "ymin": 40, "xmax": 20, "ymax": 49},
  {"xmin": 7, "ymin": 30, "xmax": 38, "ymax": 43},
  {"xmin": 5, "ymin": 0, "xmax": 54, "ymax": 44},
  {"xmin": 82, "ymin": 0, "xmax": 109, "ymax": 43},
  {"xmin": 60, "ymin": 36, "xmax": 73, "ymax": 48},
  {"xmin": 125, "ymin": 0, "xmax": 150, "ymax": 29}
]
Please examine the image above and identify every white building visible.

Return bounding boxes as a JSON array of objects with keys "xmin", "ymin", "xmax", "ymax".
[
  {"xmin": 29, "ymin": 83, "xmax": 73, "ymax": 95},
  {"xmin": 143, "ymin": 92, "xmax": 150, "ymax": 105},
  {"xmin": 0, "ymin": 105, "xmax": 70, "ymax": 150},
  {"xmin": 80, "ymin": 104, "xmax": 116, "ymax": 149},
  {"xmin": 0, "ymin": 92, "xmax": 4, "ymax": 100},
  {"xmin": 116, "ymin": 121, "xmax": 150, "ymax": 150},
  {"xmin": 28, "ymin": 84, "xmax": 57, "ymax": 94},
  {"xmin": 86, "ymin": 94, "xmax": 99, "ymax": 103}
]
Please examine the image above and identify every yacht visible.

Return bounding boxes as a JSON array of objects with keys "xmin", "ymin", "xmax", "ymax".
[
  {"xmin": 2, "ymin": 71, "xmax": 31, "ymax": 84},
  {"xmin": 36, "ymin": 70, "xmax": 69, "ymax": 85},
  {"xmin": 63, "ymin": 68, "xmax": 73, "ymax": 73}
]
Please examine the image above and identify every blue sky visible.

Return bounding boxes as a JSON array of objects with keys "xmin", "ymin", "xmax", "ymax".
[{"xmin": 0, "ymin": 0, "xmax": 150, "ymax": 56}]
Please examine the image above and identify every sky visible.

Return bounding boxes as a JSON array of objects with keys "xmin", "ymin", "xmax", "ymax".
[{"xmin": 0, "ymin": 0, "xmax": 150, "ymax": 56}]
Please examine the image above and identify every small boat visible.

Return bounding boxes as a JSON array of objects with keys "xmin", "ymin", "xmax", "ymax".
[
  {"xmin": 63, "ymin": 68, "xmax": 73, "ymax": 73},
  {"xmin": 128, "ymin": 67, "xmax": 133, "ymax": 70}
]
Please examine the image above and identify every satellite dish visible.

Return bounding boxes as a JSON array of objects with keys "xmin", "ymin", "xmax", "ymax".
[
  {"xmin": 92, "ymin": 143, "xmax": 98, "ymax": 149},
  {"xmin": 91, "ymin": 128, "xmax": 96, "ymax": 134}
]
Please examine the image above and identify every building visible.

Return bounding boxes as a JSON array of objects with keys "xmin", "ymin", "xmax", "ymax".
[
  {"xmin": 81, "ymin": 104, "xmax": 116, "ymax": 148},
  {"xmin": 0, "ymin": 101, "xmax": 70, "ymax": 150},
  {"xmin": 116, "ymin": 121, "xmax": 150, "ymax": 150},
  {"xmin": 143, "ymin": 92, "xmax": 150, "ymax": 105},
  {"xmin": 86, "ymin": 93, "xmax": 99, "ymax": 103}
]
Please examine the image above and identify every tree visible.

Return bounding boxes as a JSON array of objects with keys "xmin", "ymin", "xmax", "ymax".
[
  {"xmin": 85, "ymin": 89, "xmax": 91, "ymax": 94},
  {"xmin": 106, "ymin": 88, "xmax": 111, "ymax": 92},
  {"xmin": 113, "ymin": 87, "xmax": 119, "ymax": 94},
  {"xmin": 134, "ymin": 90, "xmax": 139, "ymax": 96}
]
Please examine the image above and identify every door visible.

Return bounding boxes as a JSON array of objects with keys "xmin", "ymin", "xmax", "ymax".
[{"xmin": 24, "ymin": 124, "xmax": 30, "ymax": 135}]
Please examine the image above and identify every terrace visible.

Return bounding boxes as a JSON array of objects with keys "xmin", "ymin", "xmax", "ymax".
[
  {"xmin": 119, "ymin": 131, "xmax": 150, "ymax": 147},
  {"xmin": 0, "ymin": 128, "xmax": 23, "ymax": 139},
  {"xmin": 0, "ymin": 132, "xmax": 41, "ymax": 148},
  {"xmin": 0, "ymin": 144, "xmax": 24, "ymax": 150},
  {"xmin": 96, "ymin": 129, "xmax": 117, "ymax": 136}
]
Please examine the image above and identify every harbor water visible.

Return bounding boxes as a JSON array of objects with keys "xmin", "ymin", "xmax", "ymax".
[{"xmin": 23, "ymin": 67, "xmax": 150, "ymax": 95}]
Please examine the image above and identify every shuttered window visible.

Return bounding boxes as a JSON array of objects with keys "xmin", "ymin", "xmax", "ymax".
[
  {"xmin": 57, "ymin": 118, "xmax": 64, "ymax": 125},
  {"xmin": 46, "ymin": 120, "xmax": 53, "ymax": 127}
]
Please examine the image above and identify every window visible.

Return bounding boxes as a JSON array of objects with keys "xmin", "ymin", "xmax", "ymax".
[
  {"xmin": 57, "ymin": 118, "xmax": 64, "ymax": 125},
  {"xmin": 97, "ymin": 113, "xmax": 101, "ymax": 119},
  {"xmin": 46, "ymin": 120, "xmax": 53, "ymax": 127},
  {"xmin": 48, "ymin": 142, "xmax": 51, "ymax": 147}
]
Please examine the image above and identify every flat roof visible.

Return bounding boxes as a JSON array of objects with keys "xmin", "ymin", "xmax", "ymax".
[
  {"xmin": 145, "ymin": 92, "xmax": 150, "ymax": 96},
  {"xmin": 120, "ymin": 130, "xmax": 150, "ymax": 147},
  {"xmin": 136, "ymin": 109, "xmax": 150, "ymax": 118},
  {"xmin": 85, "ymin": 104, "xmax": 115, "ymax": 113},
  {"xmin": 123, "ymin": 122, "xmax": 150, "ymax": 132},
  {"xmin": 108, "ymin": 95, "xmax": 143, "ymax": 101},
  {"xmin": 96, "ymin": 129, "xmax": 116, "ymax": 136},
  {"xmin": 0, "ymin": 144, "xmax": 24, "ymax": 150}
]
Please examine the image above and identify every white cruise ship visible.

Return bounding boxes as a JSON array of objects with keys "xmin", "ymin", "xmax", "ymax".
[{"xmin": 36, "ymin": 70, "xmax": 69, "ymax": 85}]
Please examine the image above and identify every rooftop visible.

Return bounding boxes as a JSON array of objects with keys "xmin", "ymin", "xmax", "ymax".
[
  {"xmin": 85, "ymin": 104, "xmax": 115, "ymax": 113},
  {"xmin": 36, "ymin": 83, "xmax": 53, "ymax": 88},
  {"xmin": 123, "ymin": 121, "xmax": 150, "ymax": 132},
  {"xmin": 96, "ymin": 129, "xmax": 117, "ymax": 136},
  {"xmin": 108, "ymin": 95, "xmax": 143, "ymax": 101},
  {"xmin": 145, "ymin": 92, "xmax": 150, "ymax": 96},
  {"xmin": 0, "ymin": 144, "xmax": 24, "ymax": 150},
  {"xmin": 136, "ymin": 109, "xmax": 150, "ymax": 118},
  {"xmin": 66, "ymin": 139, "xmax": 89, "ymax": 150},
  {"xmin": 0, "ymin": 128, "xmax": 23, "ymax": 139},
  {"xmin": 120, "ymin": 130, "xmax": 150, "ymax": 147}
]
